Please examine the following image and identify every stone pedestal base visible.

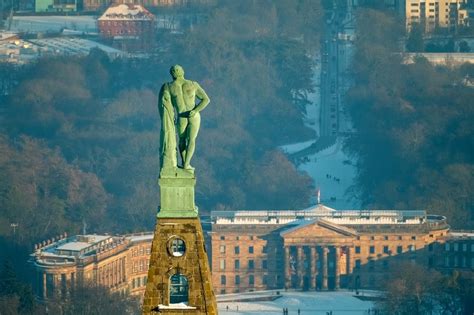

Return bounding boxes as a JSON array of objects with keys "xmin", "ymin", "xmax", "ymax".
[
  {"xmin": 158, "ymin": 168, "xmax": 198, "ymax": 218},
  {"xmin": 142, "ymin": 217, "xmax": 217, "ymax": 315}
]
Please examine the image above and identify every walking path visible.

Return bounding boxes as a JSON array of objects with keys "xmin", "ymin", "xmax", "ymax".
[{"xmin": 282, "ymin": 5, "xmax": 360, "ymax": 209}]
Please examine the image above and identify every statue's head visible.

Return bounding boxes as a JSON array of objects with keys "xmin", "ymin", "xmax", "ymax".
[{"xmin": 170, "ymin": 65, "xmax": 185, "ymax": 79}]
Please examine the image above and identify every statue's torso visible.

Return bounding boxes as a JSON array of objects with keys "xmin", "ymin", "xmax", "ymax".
[{"xmin": 168, "ymin": 79, "xmax": 197, "ymax": 113}]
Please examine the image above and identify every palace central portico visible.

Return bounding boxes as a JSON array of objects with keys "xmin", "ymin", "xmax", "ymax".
[{"xmin": 281, "ymin": 219, "xmax": 357, "ymax": 290}]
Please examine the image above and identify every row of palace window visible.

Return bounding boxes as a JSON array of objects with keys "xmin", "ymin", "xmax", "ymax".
[
  {"xmin": 219, "ymin": 259, "xmax": 267, "ymax": 270},
  {"xmin": 220, "ymin": 274, "xmax": 268, "ymax": 286},
  {"xmin": 131, "ymin": 276, "xmax": 148, "ymax": 289},
  {"xmin": 354, "ymin": 244, "xmax": 417, "ymax": 255},
  {"xmin": 445, "ymin": 242, "xmax": 474, "ymax": 252},
  {"xmin": 132, "ymin": 259, "xmax": 148, "ymax": 273},
  {"xmin": 103, "ymin": 29, "xmax": 139, "ymax": 35},
  {"xmin": 101, "ymin": 20, "xmax": 152, "ymax": 26},
  {"xmin": 444, "ymin": 256, "xmax": 474, "ymax": 268},
  {"xmin": 352, "ymin": 256, "xmax": 470, "ymax": 270},
  {"xmin": 219, "ymin": 245, "xmax": 267, "ymax": 255},
  {"xmin": 220, "ymin": 236, "xmax": 255, "ymax": 240},
  {"xmin": 131, "ymin": 246, "xmax": 151, "ymax": 257},
  {"xmin": 358, "ymin": 235, "xmax": 420, "ymax": 241},
  {"xmin": 98, "ymin": 258, "xmax": 125, "ymax": 285},
  {"xmin": 220, "ymin": 235, "xmax": 431, "ymax": 241},
  {"xmin": 354, "ymin": 259, "xmax": 391, "ymax": 270}
]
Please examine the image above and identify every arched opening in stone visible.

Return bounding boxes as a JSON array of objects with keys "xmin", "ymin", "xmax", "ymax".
[{"xmin": 169, "ymin": 274, "xmax": 189, "ymax": 304}]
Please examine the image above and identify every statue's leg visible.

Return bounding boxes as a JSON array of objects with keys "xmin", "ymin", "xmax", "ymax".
[
  {"xmin": 183, "ymin": 114, "xmax": 200, "ymax": 170},
  {"xmin": 178, "ymin": 117, "xmax": 189, "ymax": 168}
]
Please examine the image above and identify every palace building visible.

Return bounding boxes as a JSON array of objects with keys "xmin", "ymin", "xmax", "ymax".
[
  {"xmin": 210, "ymin": 205, "xmax": 454, "ymax": 293},
  {"xmin": 31, "ymin": 205, "xmax": 474, "ymax": 300},
  {"xmin": 31, "ymin": 233, "xmax": 153, "ymax": 300}
]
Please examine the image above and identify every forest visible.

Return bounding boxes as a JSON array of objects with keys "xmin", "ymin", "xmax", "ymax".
[
  {"xmin": 345, "ymin": 8, "xmax": 474, "ymax": 229},
  {"xmin": 378, "ymin": 263, "xmax": 474, "ymax": 314}
]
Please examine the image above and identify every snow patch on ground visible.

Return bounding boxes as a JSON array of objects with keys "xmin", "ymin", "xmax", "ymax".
[
  {"xmin": 280, "ymin": 140, "xmax": 314, "ymax": 155},
  {"xmin": 217, "ymin": 290, "xmax": 375, "ymax": 315},
  {"xmin": 298, "ymin": 139, "xmax": 360, "ymax": 209},
  {"xmin": 158, "ymin": 303, "xmax": 196, "ymax": 309}
]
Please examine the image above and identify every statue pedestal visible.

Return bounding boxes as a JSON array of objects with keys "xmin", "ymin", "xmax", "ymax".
[
  {"xmin": 158, "ymin": 168, "xmax": 198, "ymax": 218},
  {"xmin": 143, "ymin": 170, "xmax": 217, "ymax": 315}
]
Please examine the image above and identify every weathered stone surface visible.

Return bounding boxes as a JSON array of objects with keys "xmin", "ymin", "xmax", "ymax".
[
  {"xmin": 157, "ymin": 170, "xmax": 198, "ymax": 218},
  {"xmin": 142, "ymin": 217, "xmax": 217, "ymax": 315}
]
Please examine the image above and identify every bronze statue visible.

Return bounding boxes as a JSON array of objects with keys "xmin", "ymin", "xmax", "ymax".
[{"xmin": 158, "ymin": 65, "xmax": 210, "ymax": 171}]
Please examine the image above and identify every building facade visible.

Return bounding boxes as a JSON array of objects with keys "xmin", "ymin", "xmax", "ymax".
[
  {"xmin": 210, "ymin": 205, "xmax": 456, "ymax": 293},
  {"xmin": 98, "ymin": 3, "xmax": 156, "ymax": 51},
  {"xmin": 31, "ymin": 205, "xmax": 474, "ymax": 300},
  {"xmin": 434, "ymin": 231, "xmax": 474, "ymax": 271},
  {"xmin": 31, "ymin": 233, "xmax": 152, "ymax": 299},
  {"xmin": 405, "ymin": 0, "xmax": 470, "ymax": 32}
]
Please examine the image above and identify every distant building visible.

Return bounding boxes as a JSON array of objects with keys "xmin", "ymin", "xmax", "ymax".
[
  {"xmin": 403, "ymin": 52, "xmax": 474, "ymax": 64},
  {"xmin": 435, "ymin": 231, "xmax": 474, "ymax": 271},
  {"xmin": 35, "ymin": 0, "xmax": 79, "ymax": 12},
  {"xmin": 0, "ymin": 37, "xmax": 126, "ymax": 65},
  {"xmin": 98, "ymin": 3, "xmax": 156, "ymax": 52},
  {"xmin": 31, "ymin": 205, "xmax": 474, "ymax": 300},
  {"xmin": 0, "ymin": 32, "xmax": 19, "ymax": 42},
  {"xmin": 211, "ymin": 205, "xmax": 456, "ymax": 293},
  {"xmin": 82, "ymin": 0, "xmax": 110, "ymax": 12},
  {"xmin": 404, "ymin": 0, "xmax": 470, "ymax": 32},
  {"xmin": 31, "ymin": 233, "xmax": 153, "ymax": 299},
  {"xmin": 83, "ymin": 0, "xmax": 215, "ymax": 11}
]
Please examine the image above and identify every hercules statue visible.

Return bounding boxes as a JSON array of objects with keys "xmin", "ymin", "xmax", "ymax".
[{"xmin": 158, "ymin": 65, "xmax": 210, "ymax": 171}]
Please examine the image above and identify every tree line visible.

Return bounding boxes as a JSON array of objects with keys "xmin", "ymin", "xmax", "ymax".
[{"xmin": 377, "ymin": 262, "xmax": 474, "ymax": 315}]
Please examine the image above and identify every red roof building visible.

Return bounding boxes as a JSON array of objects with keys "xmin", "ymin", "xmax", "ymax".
[{"xmin": 98, "ymin": 3, "xmax": 156, "ymax": 52}]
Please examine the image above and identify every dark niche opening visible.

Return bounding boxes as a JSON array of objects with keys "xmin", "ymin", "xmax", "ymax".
[{"xmin": 169, "ymin": 274, "xmax": 189, "ymax": 304}]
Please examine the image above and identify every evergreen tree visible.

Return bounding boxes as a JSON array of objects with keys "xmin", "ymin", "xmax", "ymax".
[{"xmin": 406, "ymin": 23, "xmax": 424, "ymax": 52}]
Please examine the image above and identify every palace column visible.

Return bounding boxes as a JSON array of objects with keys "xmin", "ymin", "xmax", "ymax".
[
  {"xmin": 122, "ymin": 257, "xmax": 126, "ymax": 283},
  {"xmin": 284, "ymin": 246, "xmax": 291, "ymax": 289},
  {"xmin": 335, "ymin": 247, "xmax": 341, "ymax": 290},
  {"xmin": 322, "ymin": 247, "xmax": 328, "ymax": 290},
  {"xmin": 346, "ymin": 246, "xmax": 353, "ymax": 274},
  {"xmin": 42, "ymin": 272, "xmax": 47, "ymax": 299},
  {"xmin": 117, "ymin": 261, "xmax": 121, "ymax": 286},
  {"xmin": 53, "ymin": 274, "xmax": 60, "ymax": 297},
  {"xmin": 64, "ymin": 273, "xmax": 71, "ymax": 298},
  {"xmin": 297, "ymin": 247, "xmax": 304, "ymax": 289},
  {"xmin": 310, "ymin": 247, "xmax": 317, "ymax": 290}
]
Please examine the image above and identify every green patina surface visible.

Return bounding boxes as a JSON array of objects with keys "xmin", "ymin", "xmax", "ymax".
[
  {"xmin": 157, "ymin": 65, "xmax": 209, "ymax": 218},
  {"xmin": 157, "ymin": 168, "xmax": 198, "ymax": 218},
  {"xmin": 158, "ymin": 65, "xmax": 209, "ymax": 172}
]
